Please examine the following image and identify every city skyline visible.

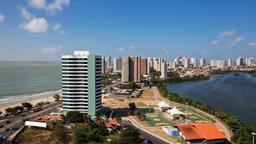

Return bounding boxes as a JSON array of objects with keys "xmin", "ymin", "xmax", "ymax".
[{"xmin": 0, "ymin": 0, "xmax": 256, "ymax": 61}]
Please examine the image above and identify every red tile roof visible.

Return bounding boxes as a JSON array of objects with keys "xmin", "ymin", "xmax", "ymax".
[{"xmin": 175, "ymin": 123, "xmax": 226, "ymax": 141}]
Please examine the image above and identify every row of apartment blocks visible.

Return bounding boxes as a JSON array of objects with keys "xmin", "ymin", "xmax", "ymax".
[
  {"xmin": 167, "ymin": 57, "xmax": 254, "ymax": 69},
  {"xmin": 101, "ymin": 56, "xmax": 168, "ymax": 83},
  {"xmin": 122, "ymin": 56, "xmax": 167, "ymax": 83}
]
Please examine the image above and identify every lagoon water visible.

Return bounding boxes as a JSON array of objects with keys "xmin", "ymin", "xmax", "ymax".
[
  {"xmin": 167, "ymin": 72, "xmax": 256, "ymax": 125},
  {"xmin": 0, "ymin": 61, "xmax": 61, "ymax": 104}
]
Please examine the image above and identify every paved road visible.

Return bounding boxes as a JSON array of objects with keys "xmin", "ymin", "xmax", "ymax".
[
  {"xmin": 151, "ymin": 86, "xmax": 233, "ymax": 141},
  {"xmin": 0, "ymin": 82, "xmax": 120, "ymax": 143},
  {"xmin": 0, "ymin": 102, "xmax": 61, "ymax": 143},
  {"xmin": 121, "ymin": 121, "xmax": 169, "ymax": 144}
]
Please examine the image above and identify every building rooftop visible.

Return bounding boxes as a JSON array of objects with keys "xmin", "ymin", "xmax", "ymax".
[
  {"xmin": 175, "ymin": 123, "xmax": 226, "ymax": 141},
  {"xmin": 34, "ymin": 115, "xmax": 63, "ymax": 123}
]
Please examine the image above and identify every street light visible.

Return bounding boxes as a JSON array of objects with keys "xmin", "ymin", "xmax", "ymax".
[{"xmin": 252, "ymin": 132, "xmax": 256, "ymax": 144}]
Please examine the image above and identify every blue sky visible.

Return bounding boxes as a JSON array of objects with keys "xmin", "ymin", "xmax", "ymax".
[{"xmin": 0, "ymin": 0, "xmax": 256, "ymax": 61}]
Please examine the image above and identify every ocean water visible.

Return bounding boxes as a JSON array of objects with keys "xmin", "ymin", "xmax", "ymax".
[
  {"xmin": 167, "ymin": 72, "xmax": 256, "ymax": 125},
  {"xmin": 0, "ymin": 61, "xmax": 61, "ymax": 103}
]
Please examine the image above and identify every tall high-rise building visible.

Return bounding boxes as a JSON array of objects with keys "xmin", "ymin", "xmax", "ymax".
[
  {"xmin": 190, "ymin": 58, "xmax": 197, "ymax": 67},
  {"xmin": 236, "ymin": 57, "xmax": 244, "ymax": 66},
  {"xmin": 153, "ymin": 58, "xmax": 161, "ymax": 72},
  {"xmin": 210, "ymin": 60, "xmax": 225, "ymax": 68},
  {"xmin": 199, "ymin": 58, "xmax": 206, "ymax": 67},
  {"xmin": 105, "ymin": 56, "xmax": 112, "ymax": 68},
  {"xmin": 147, "ymin": 58, "xmax": 154, "ymax": 74},
  {"xmin": 122, "ymin": 56, "xmax": 130, "ymax": 83},
  {"xmin": 167, "ymin": 61, "xmax": 176, "ymax": 69},
  {"xmin": 227, "ymin": 58, "xmax": 232, "ymax": 67},
  {"xmin": 141, "ymin": 57, "xmax": 148, "ymax": 75},
  {"xmin": 113, "ymin": 57, "xmax": 122, "ymax": 73},
  {"xmin": 160, "ymin": 59, "xmax": 167, "ymax": 79},
  {"xmin": 101, "ymin": 56, "xmax": 106, "ymax": 74},
  {"xmin": 246, "ymin": 57, "xmax": 254, "ymax": 67},
  {"xmin": 62, "ymin": 51, "xmax": 102, "ymax": 116},
  {"xmin": 129, "ymin": 56, "xmax": 141, "ymax": 83},
  {"xmin": 184, "ymin": 57, "xmax": 189, "ymax": 69}
]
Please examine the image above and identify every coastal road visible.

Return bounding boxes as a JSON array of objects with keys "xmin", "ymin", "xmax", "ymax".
[{"xmin": 0, "ymin": 102, "xmax": 61, "ymax": 141}]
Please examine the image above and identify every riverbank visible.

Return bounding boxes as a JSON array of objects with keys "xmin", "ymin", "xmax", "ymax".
[
  {"xmin": 0, "ymin": 90, "xmax": 61, "ymax": 113},
  {"xmin": 154, "ymin": 80, "xmax": 255, "ymax": 143}
]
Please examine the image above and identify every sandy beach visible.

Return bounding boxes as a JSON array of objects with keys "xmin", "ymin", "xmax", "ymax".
[{"xmin": 0, "ymin": 90, "xmax": 61, "ymax": 113}]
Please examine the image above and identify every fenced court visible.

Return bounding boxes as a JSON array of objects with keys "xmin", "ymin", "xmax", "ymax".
[
  {"xmin": 137, "ymin": 107, "xmax": 170, "ymax": 126},
  {"xmin": 177, "ymin": 106, "xmax": 212, "ymax": 123}
]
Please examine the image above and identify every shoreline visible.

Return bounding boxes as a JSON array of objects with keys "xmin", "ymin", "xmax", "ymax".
[{"xmin": 0, "ymin": 90, "xmax": 61, "ymax": 113}]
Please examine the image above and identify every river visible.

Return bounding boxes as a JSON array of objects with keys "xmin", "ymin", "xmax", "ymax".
[{"xmin": 167, "ymin": 72, "xmax": 256, "ymax": 125}]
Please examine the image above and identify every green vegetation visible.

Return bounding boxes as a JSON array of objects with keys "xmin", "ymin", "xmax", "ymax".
[
  {"xmin": 128, "ymin": 102, "xmax": 136, "ymax": 114},
  {"xmin": 22, "ymin": 102, "xmax": 33, "ymax": 110},
  {"xmin": 72, "ymin": 120, "xmax": 142, "ymax": 144},
  {"xmin": 72, "ymin": 123, "xmax": 107, "ymax": 144},
  {"xmin": 14, "ymin": 128, "xmax": 66, "ymax": 144},
  {"xmin": 210, "ymin": 69, "xmax": 256, "ymax": 76},
  {"xmin": 154, "ymin": 80, "xmax": 256, "ymax": 144},
  {"xmin": 5, "ymin": 107, "xmax": 16, "ymax": 115},
  {"xmin": 52, "ymin": 125, "xmax": 70, "ymax": 144},
  {"xmin": 167, "ymin": 71, "xmax": 210, "ymax": 83},
  {"xmin": 53, "ymin": 94, "xmax": 60, "ymax": 101},
  {"xmin": 120, "ymin": 81, "xmax": 140, "ymax": 90},
  {"xmin": 64, "ymin": 111, "xmax": 87, "ymax": 123},
  {"xmin": 5, "ymin": 102, "xmax": 34, "ymax": 115},
  {"xmin": 102, "ymin": 73, "xmax": 121, "ymax": 85},
  {"xmin": 104, "ymin": 127, "xmax": 143, "ymax": 144},
  {"xmin": 251, "ymin": 72, "xmax": 256, "ymax": 77},
  {"xmin": 14, "ymin": 106, "xmax": 24, "ymax": 112}
]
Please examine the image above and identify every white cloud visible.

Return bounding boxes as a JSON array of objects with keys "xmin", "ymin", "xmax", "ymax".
[
  {"xmin": 51, "ymin": 23, "xmax": 65, "ymax": 34},
  {"xmin": 41, "ymin": 46, "xmax": 62, "ymax": 54},
  {"xmin": 229, "ymin": 36, "xmax": 244, "ymax": 47},
  {"xmin": 114, "ymin": 47, "xmax": 124, "ymax": 52},
  {"xmin": 217, "ymin": 29, "xmax": 235, "ymax": 39},
  {"xmin": 211, "ymin": 40, "xmax": 221, "ymax": 45},
  {"xmin": 19, "ymin": 7, "xmax": 34, "ymax": 20},
  {"xmin": 0, "ymin": 14, "xmax": 5, "ymax": 23},
  {"xmin": 46, "ymin": 0, "xmax": 70, "ymax": 12},
  {"xmin": 28, "ymin": 0, "xmax": 71, "ymax": 12},
  {"xmin": 249, "ymin": 42, "xmax": 256, "ymax": 48},
  {"xmin": 211, "ymin": 29, "xmax": 236, "ymax": 46},
  {"xmin": 28, "ymin": 0, "xmax": 46, "ymax": 9},
  {"xmin": 52, "ymin": 23, "xmax": 61, "ymax": 30},
  {"xmin": 19, "ymin": 18, "xmax": 48, "ymax": 33}
]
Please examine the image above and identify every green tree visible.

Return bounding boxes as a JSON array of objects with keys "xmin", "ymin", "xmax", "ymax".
[
  {"xmin": 128, "ymin": 102, "xmax": 136, "ymax": 114},
  {"xmin": 120, "ymin": 127, "xmax": 143, "ymax": 144},
  {"xmin": 5, "ymin": 107, "xmax": 16, "ymax": 115},
  {"xmin": 53, "ymin": 94, "xmax": 61, "ymax": 101},
  {"xmin": 52, "ymin": 125, "xmax": 69, "ymax": 144},
  {"xmin": 22, "ymin": 102, "xmax": 33, "ymax": 110},
  {"xmin": 65, "ymin": 111, "xmax": 86, "ymax": 123},
  {"xmin": 72, "ymin": 123, "xmax": 107, "ymax": 144},
  {"xmin": 14, "ymin": 106, "xmax": 24, "ymax": 113}
]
